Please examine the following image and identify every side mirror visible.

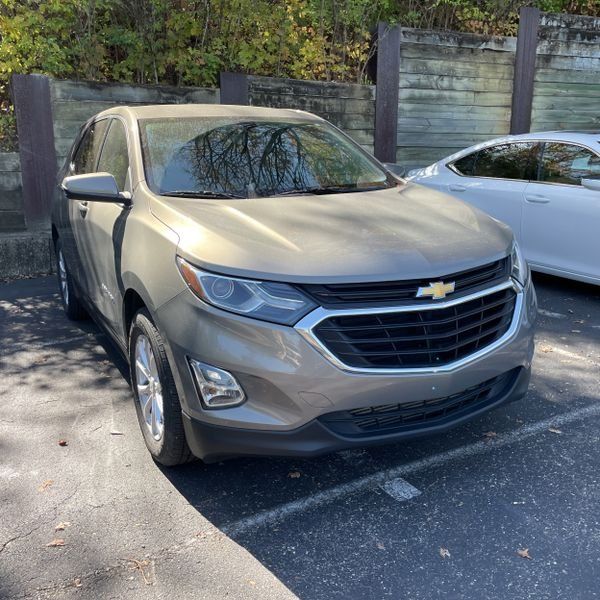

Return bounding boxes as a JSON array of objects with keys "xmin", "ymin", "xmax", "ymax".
[
  {"xmin": 383, "ymin": 163, "xmax": 406, "ymax": 178},
  {"xmin": 61, "ymin": 173, "xmax": 131, "ymax": 205},
  {"xmin": 581, "ymin": 178, "xmax": 600, "ymax": 192}
]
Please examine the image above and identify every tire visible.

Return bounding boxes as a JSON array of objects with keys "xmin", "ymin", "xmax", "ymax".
[
  {"xmin": 129, "ymin": 308, "xmax": 194, "ymax": 466},
  {"xmin": 55, "ymin": 238, "xmax": 88, "ymax": 321}
]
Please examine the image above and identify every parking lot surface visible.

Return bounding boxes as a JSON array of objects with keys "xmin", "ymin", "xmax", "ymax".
[{"xmin": 1, "ymin": 273, "xmax": 599, "ymax": 599}]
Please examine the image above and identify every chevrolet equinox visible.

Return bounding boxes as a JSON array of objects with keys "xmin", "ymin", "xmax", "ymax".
[{"xmin": 51, "ymin": 105, "xmax": 537, "ymax": 465}]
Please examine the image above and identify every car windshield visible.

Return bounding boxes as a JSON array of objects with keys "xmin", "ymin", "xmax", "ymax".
[{"xmin": 139, "ymin": 117, "xmax": 392, "ymax": 199}]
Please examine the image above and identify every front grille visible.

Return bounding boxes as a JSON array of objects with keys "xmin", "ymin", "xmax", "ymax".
[
  {"xmin": 300, "ymin": 257, "xmax": 510, "ymax": 308},
  {"xmin": 313, "ymin": 286, "xmax": 517, "ymax": 369},
  {"xmin": 319, "ymin": 369, "xmax": 519, "ymax": 437}
]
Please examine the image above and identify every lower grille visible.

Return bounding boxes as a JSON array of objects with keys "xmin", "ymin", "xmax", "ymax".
[
  {"xmin": 312, "ymin": 286, "xmax": 517, "ymax": 369},
  {"xmin": 319, "ymin": 369, "xmax": 519, "ymax": 438}
]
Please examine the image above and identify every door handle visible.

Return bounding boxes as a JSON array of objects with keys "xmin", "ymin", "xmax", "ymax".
[
  {"xmin": 525, "ymin": 195, "xmax": 550, "ymax": 204},
  {"xmin": 78, "ymin": 200, "xmax": 89, "ymax": 216},
  {"xmin": 449, "ymin": 184, "xmax": 467, "ymax": 192}
]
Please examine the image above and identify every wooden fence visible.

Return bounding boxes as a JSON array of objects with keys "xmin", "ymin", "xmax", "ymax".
[
  {"xmin": 4, "ymin": 8, "xmax": 600, "ymax": 238},
  {"xmin": 220, "ymin": 74, "xmax": 375, "ymax": 153}
]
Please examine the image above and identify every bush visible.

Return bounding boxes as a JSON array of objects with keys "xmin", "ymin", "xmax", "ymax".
[{"xmin": 0, "ymin": 0, "xmax": 599, "ymax": 150}]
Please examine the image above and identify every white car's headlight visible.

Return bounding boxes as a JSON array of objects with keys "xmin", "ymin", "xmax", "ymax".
[
  {"xmin": 177, "ymin": 257, "xmax": 317, "ymax": 325},
  {"xmin": 510, "ymin": 241, "xmax": 529, "ymax": 286}
]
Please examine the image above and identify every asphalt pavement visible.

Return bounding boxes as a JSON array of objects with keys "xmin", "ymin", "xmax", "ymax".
[{"xmin": 1, "ymin": 273, "xmax": 599, "ymax": 599}]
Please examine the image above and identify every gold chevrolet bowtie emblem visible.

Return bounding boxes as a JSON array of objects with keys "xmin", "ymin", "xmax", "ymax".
[{"xmin": 416, "ymin": 280, "xmax": 456, "ymax": 300}]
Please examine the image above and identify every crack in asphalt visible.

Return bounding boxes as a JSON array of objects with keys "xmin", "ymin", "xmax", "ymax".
[{"xmin": 0, "ymin": 483, "xmax": 82, "ymax": 557}]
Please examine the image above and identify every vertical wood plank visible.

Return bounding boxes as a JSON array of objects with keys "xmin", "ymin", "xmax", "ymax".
[
  {"xmin": 510, "ymin": 7, "xmax": 540, "ymax": 134},
  {"xmin": 11, "ymin": 74, "xmax": 58, "ymax": 231},
  {"xmin": 374, "ymin": 22, "xmax": 401, "ymax": 163},
  {"xmin": 219, "ymin": 72, "xmax": 249, "ymax": 105}
]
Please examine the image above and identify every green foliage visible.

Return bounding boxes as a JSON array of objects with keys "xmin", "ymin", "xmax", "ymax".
[{"xmin": 0, "ymin": 0, "xmax": 599, "ymax": 149}]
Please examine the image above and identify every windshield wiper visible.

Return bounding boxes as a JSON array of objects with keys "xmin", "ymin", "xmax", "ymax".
[
  {"xmin": 275, "ymin": 185, "xmax": 389, "ymax": 196},
  {"xmin": 160, "ymin": 190, "xmax": 245, "ymax": 199}
]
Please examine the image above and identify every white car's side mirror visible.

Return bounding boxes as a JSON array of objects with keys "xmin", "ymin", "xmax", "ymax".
[{"xmin": 581, "ymin": 178, "xmax": 600, "ymax": 192}]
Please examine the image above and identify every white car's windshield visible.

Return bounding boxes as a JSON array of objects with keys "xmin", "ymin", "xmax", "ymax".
[{"xmin": 139, "ymin": 117, "xmax": 393, "ymax": 199}]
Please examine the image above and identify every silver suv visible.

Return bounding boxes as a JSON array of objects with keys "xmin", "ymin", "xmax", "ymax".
[{"xmin": 52, "ymin": 105, "xmax": 537, "ymax": 465}]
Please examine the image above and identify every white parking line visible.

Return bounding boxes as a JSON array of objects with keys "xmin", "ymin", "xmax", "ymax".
[
  {"xmin": 222, "ymin": 401, "xmax": 600, "ymax": 536},
  {"xmin": 380, "ymin": 478, "xmax": 421, "ymax": 502},
  {"xmin": 538, "ymin": 309, "xmax": 567, "ymax": 319},
  {"xmin": 549, "ymin": 346, "xmax": 600, "ymax": 366}
]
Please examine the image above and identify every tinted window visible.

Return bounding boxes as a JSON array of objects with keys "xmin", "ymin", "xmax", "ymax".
[
  {"xmin": 139, "ymin": 117, "xmax": 392, "ymax": 198},
  {"xmin": 540, "ymin": 143, "xmax": 600, "ymax": 185},
  {"xmin": 97, "ymin": 120, "xmax": 130, "ymax": 191},
  {"xmin": 452, "ymin": 152, "xmax": 476, "ymax": 176},
  {"xmin": 71, "ymin": 119, "xmax": 109, "ymax": 175},
  {"xmin": 452, "ymin": 143, "xmax": 538, "ymax": 180}
]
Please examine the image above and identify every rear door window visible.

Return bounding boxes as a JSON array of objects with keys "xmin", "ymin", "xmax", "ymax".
[
  {"xmin": 539, "ymin": 142, "xmax": 600, "ymax": 186},
  {"xmin": 452, "ymin": 142, "xmax": 539, "ymax": 180}
]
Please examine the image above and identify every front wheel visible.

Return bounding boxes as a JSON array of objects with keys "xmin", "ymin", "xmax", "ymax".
[
  {"xmin": 129, "ymin": 309, "xmax": 194, "ymax": 466},
  {"xmin": 55, "ymin": 238, "xmax": 87, "ymax": 321}
]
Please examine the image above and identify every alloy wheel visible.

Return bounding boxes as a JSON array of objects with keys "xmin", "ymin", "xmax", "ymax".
[
  {"xmin": 58, "ymin": 249, "xmax": 69, "ymax": 306},
  {"xmin": 134, "ymin": 334, "xmax": 164, "ymax": 441}
]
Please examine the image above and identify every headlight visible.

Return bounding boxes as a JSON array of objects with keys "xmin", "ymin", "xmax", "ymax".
[
  {"xmin": 510, "ymin": 241, "xmax": 529, "ymax": 285},
  {"xmin": 177, "ymin": 257, "xmax": 317, "ymax": 325}
]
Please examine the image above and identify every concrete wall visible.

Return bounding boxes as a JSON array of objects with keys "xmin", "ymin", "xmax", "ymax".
[
  {"xmin": 396, "ymin": 29, "xmax": 516, "ymax": 169},
  {"xmin": 531, "ymin": 13, "xmax": 600, "ymax": 131},
  {"xmin": 0, "ymin": 153, "xmax": 25, "ymax": 232},
  {"xmin": 50, "ymin": 79, "xmax": 220, "ymax": 169},
  {"xmin": 247, "ymin": 76, "xmax": 376, "ymax": 154}
]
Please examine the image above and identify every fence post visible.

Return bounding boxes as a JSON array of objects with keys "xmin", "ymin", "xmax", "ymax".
[
  {"xmin": 220, "ymin": 72, "xmax": 249, "ymax": 105},
  {"xmin": 374, "ymin": 22, "xmax": 401, "ymax": 163},
  {"xmin": 10, "ymin": 74, "xmax": 58, "ymax": 231},
  {"xmin": 510, "ymin": 7, "xmax": 540, "ymax": 134}
]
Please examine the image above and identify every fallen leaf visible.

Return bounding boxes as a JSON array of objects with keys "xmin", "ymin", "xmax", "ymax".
[
  {"xmin": 539, "ymin": 345, "xmax": 553, "ymax": 353},
  {"xmin": 439, "ymin": 547, "xmax": 451, "ymax": 559},
  {"xmin": 287, "ymin": 471, "xmax": 301, "ymax": 479},
  {"xmin": 38, "ymin": 479, "xmax": 54, "ymax": 492},
  {"xmin": 548, "ymin": 427, "xmax": 562, "ymax": 434},
  {"xmin": 483, "ymin": 431, "xmax": 497, "ymax": 440},
  {"xmin": 125, "ymin": 558, "xmax": 151, "ymax": 585},
  {"xmin": 517, "ymin": 548, "xmax": 532, "ymax": 560},
  {"xmin": 47, "ymin": 539, "xmax": 65, "ymax": 547},
  {"xmin": 55, "ymin": 521, "xmax": 71, "ymax": 531},
  {"xmin": 58, "ymin": 439, "xmax": 68, "ymax": 447}
]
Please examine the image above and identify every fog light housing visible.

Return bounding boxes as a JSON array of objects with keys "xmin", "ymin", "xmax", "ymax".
[{"xmin": 189, "ymin": 359, "xmax": 246, "ymax": 409}]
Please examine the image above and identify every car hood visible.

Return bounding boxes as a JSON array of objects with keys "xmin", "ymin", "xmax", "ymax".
[{"xmin": 149, "ymin": 183, "xmax": 513, "ymax": 284}]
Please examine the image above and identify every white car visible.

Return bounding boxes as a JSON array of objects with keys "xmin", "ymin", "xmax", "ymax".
[{"xmin": 407, "ymin": 131, "xmax": 600, "ymax": 285}]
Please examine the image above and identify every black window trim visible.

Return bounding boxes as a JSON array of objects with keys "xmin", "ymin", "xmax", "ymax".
[{"xmin": 446, "ymin": 138, "xmax": 600, "ymax": 187}]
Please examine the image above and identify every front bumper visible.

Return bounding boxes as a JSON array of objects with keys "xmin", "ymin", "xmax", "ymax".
[
  {"xmin": 155, "ymin": 277, "xmax": 537, "ymax": 461},
  {"xmin": 183, "ymin": 366, "xmax": 531, "ymax": 462}
]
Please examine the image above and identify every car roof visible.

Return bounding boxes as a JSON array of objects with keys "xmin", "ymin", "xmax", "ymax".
[
  {"xmin": 95, "ymin": 103, "xmax": 323, "ymax": 122},
  {"xmin": 512, "ymin": 130, "xmax": 600, "ymax": 143}
]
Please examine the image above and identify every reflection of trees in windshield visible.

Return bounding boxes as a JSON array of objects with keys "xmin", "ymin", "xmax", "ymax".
[{"xmin": 159, "ymin": 122, "xmax": 383, "ymax": 197}]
